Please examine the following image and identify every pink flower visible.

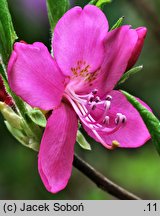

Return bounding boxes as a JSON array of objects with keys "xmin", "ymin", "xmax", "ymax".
[{"xmin": 8, "ymin": 5, "xmax": 150, "ymax": 193}]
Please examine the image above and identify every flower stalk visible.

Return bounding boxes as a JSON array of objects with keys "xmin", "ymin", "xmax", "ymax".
[{"xmin": 73, "ymin": 154, "xmax": 141, "ymax": 200}]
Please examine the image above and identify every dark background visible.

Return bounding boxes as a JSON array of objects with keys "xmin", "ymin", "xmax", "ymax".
[{"xmin": 0, "ymin": 0, "xmax": 160, "ymax": 199}]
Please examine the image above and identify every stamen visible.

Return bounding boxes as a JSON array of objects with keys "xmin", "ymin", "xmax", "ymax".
[
  {"xmin": 103, "ymin": 116, "xmax": 110, "ymax": 125},
  {"xmin": 91, "ymin": 102, "xmax": 97, "ymax": 110},
  {"xmin": 104, "ymin": 100, "xmax": 111, "ymax": 109},
  {"xmin": 64, "ymin": 88, "xmax": 127, "ymax": 150}
]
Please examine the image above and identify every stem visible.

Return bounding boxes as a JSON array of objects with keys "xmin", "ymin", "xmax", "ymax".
[
  {"xmin": 129, "ymin": 0, "xmax": 160, "ymax": 42},
  {"xmin": 73, "ymin": 154, "xmax": 141, "ymax": 200}
]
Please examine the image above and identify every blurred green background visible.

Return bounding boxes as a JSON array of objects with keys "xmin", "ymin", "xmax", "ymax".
[{"xmin": 0, "ymin": 0, "xmax": 160, "ymax": 199}]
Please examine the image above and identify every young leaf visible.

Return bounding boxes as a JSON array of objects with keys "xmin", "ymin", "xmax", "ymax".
[
  {"xmin": 111, "ymin": 16, "xmax": 125, "ymax": 30},
  {"xmin": 77, "ymin": 130, "xmax": 91, "ymax": 150},
  {"xmin": 5, "ymin": 121, "xmax": 39, "ymax": 151},
  {"xmin": 27, "ymin": 109, "xmax": 47, "ymax": 128},
  {"xmin": 5, "ymin": 121, "xmax": 29, "ymax": 147},
  {"xmin": 118, "ymin": 65, "xmax": 143, "ymax": 85},
  {"xmin": 121, "ymin": 90, "xmax": 160, "ymax": 155},
  {"xmin": 0, "ymin": 0, "xmax": 17, "ymax": 66},
  {"xmin": 46, "ymin": 0, "xmax": 70, "ymax": 31},
  {"xmin": 89, "ymin": 0, "xmax": 111, "ymax": 8}
]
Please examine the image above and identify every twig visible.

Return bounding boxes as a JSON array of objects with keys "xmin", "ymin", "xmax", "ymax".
[
  {"xmin": 73, "ymin": 154, "xmax": 141, "ymax": 200},
  {"xmin": 129, "ymin": 0, "xmax": 160, "ymax": 41}
]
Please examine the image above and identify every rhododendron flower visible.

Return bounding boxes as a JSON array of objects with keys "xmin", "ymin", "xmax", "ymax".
[
  {"xmin": 8, "ymin": 5, "xmax": 150, "ymax": 193},
  {"xmin": 0, "ymin": 76, "xmax": 12, "ymax": 106}
]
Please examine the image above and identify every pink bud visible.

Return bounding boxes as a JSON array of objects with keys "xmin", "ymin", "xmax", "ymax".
[
  {"xmin": 0, "ymin": 76, "xmax": 13, "ymax": 106},
  {"xmin": 127, "ymin": 27, "xmax": 147, "ymax": 70}
]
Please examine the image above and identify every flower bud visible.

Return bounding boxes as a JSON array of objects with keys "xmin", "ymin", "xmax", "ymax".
[
  {"xmin": 0, "ymin": 76, "xmax": 13, "ymax": 106},
  {"xmin": 127, "ymin": 27, "xmax": 147, "ymax": 70},
  {"xmin": 0, "ymin": 102, "xmax": 22, "ymax": 129}
]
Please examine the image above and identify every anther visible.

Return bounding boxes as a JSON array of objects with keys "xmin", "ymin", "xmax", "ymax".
[
  {"xmin": 88, "ymin": 95, "xmax": 94, "ymax": 103},
  {"xmin": 122, "ymin": 115, "xmax": 127, "ymax": 124},
  {"xmin": 95, "ymin": 96, "xmax": 100, "ymax": 103},
  {"xmin": 92, "ymin": 89, "xmax": 98, "ymax": 95},
  {"xmin": 106, "ymin": 95, "xmax": 112, "ymax": 101},
  {"xmin": 115, "ymin": 118, "xmax": 119, "ymax": 125},
  {"xmin": 103, "ymin": 116, "xmax": 110, "ymax": 124},
  {"xmin": 115, "ymin": 113, "xmax": 127, "ymax": 125},
  {"xmin": 115, "ymin": 113, "xmax": 122, "ymax": 125},
  {"xmin": 91, "ymin": 102, "xmax": 97, "ymax": 110}
]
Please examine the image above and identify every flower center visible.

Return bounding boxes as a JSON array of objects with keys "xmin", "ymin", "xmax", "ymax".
[
  {"xmin": 70, "ymin": 60, "xmax": 99, "ymax": 87},
  {"xmin": 64, "ymin": 88, "xmax": 127, "ymax": 149}
]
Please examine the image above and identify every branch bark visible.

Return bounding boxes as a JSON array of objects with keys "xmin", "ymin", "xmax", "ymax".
[
  {"xmin": 129, "ymin": 0, "xmax": 160, "ymax": 42},
  {"xmin": 73, "ymin": 154, "xmax": 141, "ymax": 200}
]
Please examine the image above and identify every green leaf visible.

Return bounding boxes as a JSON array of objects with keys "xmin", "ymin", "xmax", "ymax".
[
  {"xmin": 46, "ymin": 0, "xmax": 70, "ymax": 31},
  {"xmin": 5, "ymin": 121, "xmax": 29, "ymax": 147},
  {"xmin": 0, "ymin": 0, "xmax": 17, "ymax": 66},
  {"xmin": 111, "ymin": 16, "xmax": 124, "ymax": 30},
  {"xmin": 89, "ymin": 0, "xmax": 111, "ymax": 8},
  {"xmin": 118, "ymin": 65, "xmax": 143, "ymax": 85},
  {"xmin": 77, "ymin": 130, "xmax": 91, "ymax": 150},
  {"xmin": 27, "ymin": 109, "xmax": 47, "ymax": 128},
  {"xmin": 96, "ymin": 0, "xmax": 111, "ymax": 8},
  {"xmin": 0, "ymin": 63, "xmax": 7, "ymax": 81},
  {"xmin": 121, "ymin": 90, "xmax": 160, "ymax": 155},
  {"xmin": 5, "ymin": 121, "xmax": 39, "ymax": 151}
]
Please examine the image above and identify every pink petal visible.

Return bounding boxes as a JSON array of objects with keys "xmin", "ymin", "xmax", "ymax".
[
  {"xmin": 38, "ymin": 103, "xmax": 78, "ymax": 193},
  {"xmin": 82, "ymin": 90, "xmax": 151, "ymax": 148},
  {"xmin": 8, "ymin": 42, "xmax": 65, "ymax": 110},
  {"xmin": 127, "ymin": 27, "xmax": 147, "ymax": 70},
  {"xmin": 53, "ymin": 5, "xmax": 108, "ymax": 76},
  {"xmin": 88, "ymin": 26, "xmax": 138, "ymax": 96}
]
